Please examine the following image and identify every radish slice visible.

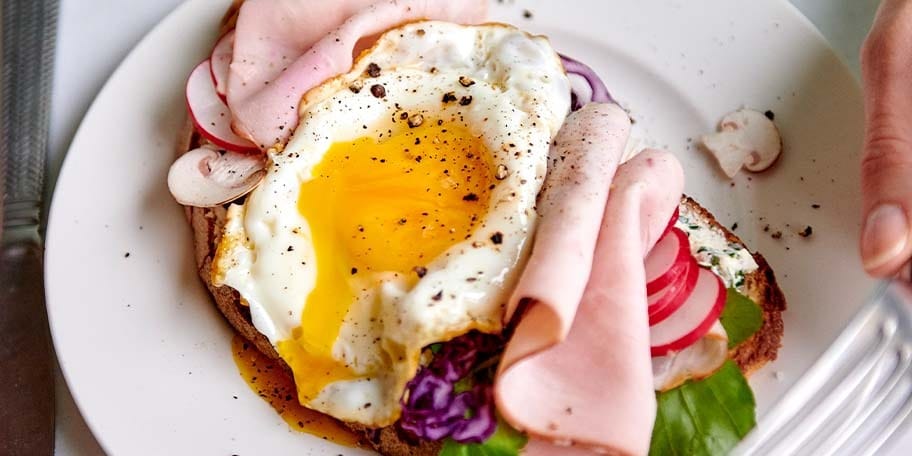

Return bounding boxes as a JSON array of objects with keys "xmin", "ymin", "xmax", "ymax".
[
  {"xmin": 648, "ymin": 255, "xmax": 699, "ymax": 325},
  {"xmin": 645, "ymin": 228, "xmax": 691, "ymax": 295},
  {"xmin": 650, "ymin": 268, "xmax": 726, "ymax": 357},
  {"xmin": 167, "ymin": 145, "xmax": 266, "ymax": 207},
  {"xmin": 210, "ymin": 30, "xmax": 234, "ymax": 100},
  {"xmin": 186, "ymin": 60, "xmax": 257, "ymax": 152},
  {"xmin": 661, "ymin": 206, "xmax": 680, "ymax": 239}
]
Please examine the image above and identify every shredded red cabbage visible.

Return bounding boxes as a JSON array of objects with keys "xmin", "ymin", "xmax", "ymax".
[
  {"xmin": 560, "ymin": 53, "xmax": 616, "ymax": 110},
  {"xmin": 399, "ymin": 332, "xmax": 502, "ymax": 443}
]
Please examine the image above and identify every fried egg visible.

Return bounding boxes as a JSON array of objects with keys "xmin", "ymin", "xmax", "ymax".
[{"xmin": 213, "ymin": 21, "xmax": 570, "ymax": 426}]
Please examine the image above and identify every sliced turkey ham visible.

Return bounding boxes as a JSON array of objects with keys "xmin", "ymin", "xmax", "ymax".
[
  {"xmin": 227, "ymin": 0, "xmax": 487, "ymax": 149},
  {"xmin": 501, "ymin": 103, "xmax": 631, "ymax": 364},
  {"xmin": 495, "ymin": 143, "xmax": 684, "ymax": 455}
]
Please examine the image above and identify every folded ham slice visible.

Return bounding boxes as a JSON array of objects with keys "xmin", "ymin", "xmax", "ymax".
[
  {"xmin": 227, "ymin": 0, "xmax": 487, "ymax": 149},
  {"xmin": 501, "ymin": 103, "xmax": 630, "ymax": 365},
  {"xmin": 495, "ymin": 117, "xmax": 684, "ymax": 454}
]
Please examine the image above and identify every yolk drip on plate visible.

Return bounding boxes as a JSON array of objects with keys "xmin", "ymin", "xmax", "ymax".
[
  {"xmin": 231, "ymin": 335, "xmax": 365, "ymax": 447},
  {"xmin": 279, "ymin": 120, "xmax": 495, "ymax": 403}
]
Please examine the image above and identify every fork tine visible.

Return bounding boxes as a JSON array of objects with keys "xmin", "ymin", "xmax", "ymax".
[
  {"xmin": 814, "ymin": 343, "xmax": 912, "ymax": 456},
  {"xmin": 853, "ymin": 376, "xmax": 912, "ymax": 456},
  {"xmin": 734, "ymin": 298, "xmax": 893, "ymax": 456},
  {"xmin": 735, "ymin": 281, "xmax": 912, "ymax": 456},
  {"xmin": 758, "ymin": 318, "xmax": 898, "ymax": 455},
  {"xmin": 733, "ymin": 282, "xmax": 912, "ymax": 456}
]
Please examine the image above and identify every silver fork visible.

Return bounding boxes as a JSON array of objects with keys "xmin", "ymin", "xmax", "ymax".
[{"xmin": 734, "ymin": 277, "xmax": 912, "ymax": 456}]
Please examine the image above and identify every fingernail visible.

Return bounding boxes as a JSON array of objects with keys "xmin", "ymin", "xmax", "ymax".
[{"xmin": 862, "ymin": 204, "xmax": 909, "ymax": 271}]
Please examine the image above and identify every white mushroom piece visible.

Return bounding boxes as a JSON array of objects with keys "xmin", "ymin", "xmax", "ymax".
[
  {"xmin": 167, "ymin": 146, "xmax": 267, "ymax": 207},
  {"xmin": 701, "ymin": 109, "xmax": 782, "ymax": 178}
]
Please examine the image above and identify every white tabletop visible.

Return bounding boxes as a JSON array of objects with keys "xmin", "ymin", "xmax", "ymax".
[{"xmin": 47, "ymin": 0, "xmax": 883, "ymax": 454}]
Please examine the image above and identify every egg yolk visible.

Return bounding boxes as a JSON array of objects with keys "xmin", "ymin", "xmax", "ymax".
[{"xmin": 279, "ymin": 120, "xmax": 495, "ymax": 403}]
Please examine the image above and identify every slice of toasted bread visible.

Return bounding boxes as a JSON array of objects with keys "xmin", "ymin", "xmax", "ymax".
[
  {"xmin": 184, "ymin": 145, "xmax": 784, "ymax": 456},
  {"xmin": 180, "ymin": 120, "xmax": 784, "ymax": 455},
  {"xmin": 178, "ymin": 21, "xmax": 783, "ymax": 445},
  {"xmin": 180, "ymin": 4, "xmax": 783, "ymax": 451}
]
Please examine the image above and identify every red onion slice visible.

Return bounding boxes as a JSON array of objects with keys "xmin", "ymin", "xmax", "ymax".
[{"xmin": 560, "ymin": 53, "xmax": 616, "ymax": 110}]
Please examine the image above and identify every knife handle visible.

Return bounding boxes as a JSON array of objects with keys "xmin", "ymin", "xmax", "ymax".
[{"xmin": 0, "ymin": 241, "xmax": 54, "ymax": 455}]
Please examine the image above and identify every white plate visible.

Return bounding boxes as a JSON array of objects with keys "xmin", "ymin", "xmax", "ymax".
[{"xmin": 46, "ymin": 0, "xmax": 871, "ymax": 454}]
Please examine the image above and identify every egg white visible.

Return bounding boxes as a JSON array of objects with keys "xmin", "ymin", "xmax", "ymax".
[{"xmin": 213, "ymin": 21, "xmax": 570, "ymax": 425}]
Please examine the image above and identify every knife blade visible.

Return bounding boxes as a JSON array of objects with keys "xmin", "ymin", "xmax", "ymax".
[{"xmin": 0, "ymin": 0, "xmax": 59, "ymax": 455}]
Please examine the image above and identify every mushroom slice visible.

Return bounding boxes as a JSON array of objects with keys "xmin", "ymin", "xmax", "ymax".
[
  {"xmin": 702, "ymin": 109, "xmax": 782, "ymax": 178},
  {"xmin": 652, "ymin": 321, "xmax": 729, "ymax": 391},
  {"xmin": 167, "ymin": 146, "xmax": 266, "ymax": 207}
]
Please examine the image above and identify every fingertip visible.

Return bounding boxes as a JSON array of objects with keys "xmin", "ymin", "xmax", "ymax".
[{"xmin": 861, "ymin": 203, "xmax": 912, "ymax": 276}]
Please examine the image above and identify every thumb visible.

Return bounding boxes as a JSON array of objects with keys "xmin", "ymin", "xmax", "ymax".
[{"xmin": 860, "ymin": 1, "xmax": 912, "ymax": 276}]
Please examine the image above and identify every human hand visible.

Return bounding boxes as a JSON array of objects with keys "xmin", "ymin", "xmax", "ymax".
[{"xmin": 860, "ymin": 0, "xmax": 912, "ymax": 278}]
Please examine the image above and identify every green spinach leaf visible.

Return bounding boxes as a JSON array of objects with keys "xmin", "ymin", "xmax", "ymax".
[
  {"xmin": 649, "ymin": 361, "xmax": 756, "ymax": 456},
  {"xmin": 439, "ymin": 418, "xmax": 528, "ymax": 456},
  {"xmin": 720, "ymin": 289, "xmax": 763, "ymax": 348}
]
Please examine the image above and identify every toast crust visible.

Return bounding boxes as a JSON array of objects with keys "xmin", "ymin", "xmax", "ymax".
[{"xmin": 679, "ymin": 196, "xmax": 786, "ymax": 375}]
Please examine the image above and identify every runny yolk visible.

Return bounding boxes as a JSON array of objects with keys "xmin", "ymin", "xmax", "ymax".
[{"xmin": 279, "ymin": 120, "xmax": 495, "ymax": 404}]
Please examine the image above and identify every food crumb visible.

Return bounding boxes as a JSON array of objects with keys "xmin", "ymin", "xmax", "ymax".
[
  {"xmin": 799, "ymin": 226, "xmax": 813, "ymax": 237},
  {"xmin": 407, "ymin": 114, "xmax": 424, "ymax": 128},
  {"xmin": 366, "ymin": 62, "xmax": 381, "ymax": 78},
  {"xmin": 495, "ymin": 164, "xmax": 509, "ymax": 180},
  {"xmin": 771, "ymin": 231, "xmax": 783, "ymax": 240},
  {"xmin": 370, "ymin": 84, "xmax": 386, "ymax": 98},
  {"xmin": 458, "ymin": 76, "xmax": 475, "ymax": 87}
]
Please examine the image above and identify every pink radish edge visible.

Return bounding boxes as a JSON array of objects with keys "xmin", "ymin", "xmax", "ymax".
[
  {"xmin": 186, "ymin": 60, "xmax": 257, "ymax": 153},
  {"xmin": 650, "ymin": 268, "xmax": 726, "ymax": 357},
  {"xmin": 645, "ymin": 228, "xmax": 691, "ymax": 295},
  {"xmin": 648, "ymin": 256, "xmax": 699, "ymax": 325},
  {"xmin": 209, "ymin": 29, "xmax": 234, "ymax": 102}
]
